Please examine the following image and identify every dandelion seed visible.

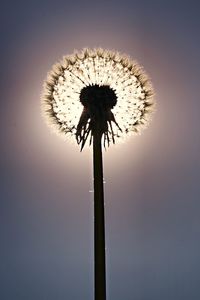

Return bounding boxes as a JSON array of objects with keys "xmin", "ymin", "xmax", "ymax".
[{"xmin": 41, "ymin": 48, "xmax": 155, "ymax": 149}]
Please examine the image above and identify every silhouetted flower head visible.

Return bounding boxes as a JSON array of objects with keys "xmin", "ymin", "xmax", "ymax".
[{"xmin": 41, "ymin": 48, "xmax": 155, "ymax": 149}]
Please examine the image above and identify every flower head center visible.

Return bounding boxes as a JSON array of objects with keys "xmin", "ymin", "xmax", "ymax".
[
  {"xmin": 76, "ymin": 84, "xmax": 120, "ymax": 149},
  {"xmin": 80, "ymin": 84, "xmax": 117, "ymax": 111}
]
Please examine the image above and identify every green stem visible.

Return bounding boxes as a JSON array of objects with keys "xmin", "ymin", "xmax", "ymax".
[{"xmin": 93, "ymin": 129, "xmax": 106, "ymax": 300}]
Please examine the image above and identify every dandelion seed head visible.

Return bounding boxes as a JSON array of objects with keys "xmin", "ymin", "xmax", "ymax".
[{"xmin": 41, "ymin": 48, "xmax": 155, "ymax": 148}]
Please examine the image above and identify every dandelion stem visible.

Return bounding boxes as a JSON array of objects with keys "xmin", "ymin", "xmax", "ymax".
[{"xmin": 93, "ymin": 127, "xmax": 106, "ymax": 300}]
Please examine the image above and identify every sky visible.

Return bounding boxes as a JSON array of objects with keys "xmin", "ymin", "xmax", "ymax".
[{"xmin": 0, "ymin": 0, "xmax": 200, "ymax": 299}]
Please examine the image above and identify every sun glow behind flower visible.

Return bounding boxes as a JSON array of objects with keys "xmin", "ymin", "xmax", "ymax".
[{"xmin": 42, "ymin": 48, "xmax": 155, "ymax": 147}]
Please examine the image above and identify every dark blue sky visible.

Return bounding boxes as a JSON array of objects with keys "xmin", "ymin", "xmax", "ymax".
[{"xmin": 1, "ymin": 1, "xmax": 200, "ymax": 299}]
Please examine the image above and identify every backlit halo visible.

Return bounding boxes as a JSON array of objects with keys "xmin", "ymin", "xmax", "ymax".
[{"xmin": 41, "ymin": 48, "xmax": 155, "ymax": 148}]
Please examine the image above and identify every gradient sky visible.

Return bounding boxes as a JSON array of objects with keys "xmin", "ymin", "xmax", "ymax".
[{"xmin": 1, "ymin": 1, "xmax": 200, "ymax": 299}]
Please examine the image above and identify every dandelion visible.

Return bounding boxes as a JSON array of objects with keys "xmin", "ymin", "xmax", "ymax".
[
  {"xmin": 41, "ymin": 48, "xmax": 155, "ymax": 300},
  {"xmin": 42, "ymin": 48, "xmax": 154, "ymax": 150}
]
